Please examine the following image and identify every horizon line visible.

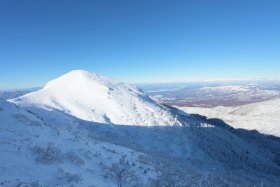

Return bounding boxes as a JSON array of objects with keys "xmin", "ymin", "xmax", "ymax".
[{"xmin": 2, "ymin": 78, "xmax": 280, "ymax": 91}]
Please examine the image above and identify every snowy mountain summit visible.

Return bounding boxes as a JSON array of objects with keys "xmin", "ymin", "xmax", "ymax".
[{"xmin": 11, "ymin": 70, "xmax": 181, "ymax": 126}]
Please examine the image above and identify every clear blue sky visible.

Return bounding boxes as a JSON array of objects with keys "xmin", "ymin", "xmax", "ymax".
[{"xmin": 0, "ymin": 0, "xmax": 280, "ymax": 89}]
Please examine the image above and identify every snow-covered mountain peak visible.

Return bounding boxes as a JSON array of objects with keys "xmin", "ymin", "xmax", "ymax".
[
  {"xmin": 43, "ymin": 70, "xmax": 113, "ymax": 90},
  {"xmin": 10, "ymin": 70, "xmax": 182, "ymax": 126}
]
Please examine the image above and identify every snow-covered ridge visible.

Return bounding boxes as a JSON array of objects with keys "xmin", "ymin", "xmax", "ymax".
[
  {"xmin": 179, "ymin": 98, "xmax": 280, "ymax": 137},
  {"xmin": 10, "ymin": 70, "xmax": 181, "ymax": 126},
  {"xmin": 199, "ymin": 85, "xmax": 250, "ymax": 92}
]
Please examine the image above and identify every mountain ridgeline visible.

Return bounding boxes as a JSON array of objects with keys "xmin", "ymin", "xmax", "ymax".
[{"xmin": 11, "ymin": 70, "xmax": 183, "ymax": 126}]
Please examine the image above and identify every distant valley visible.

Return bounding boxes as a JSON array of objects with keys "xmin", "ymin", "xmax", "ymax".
[{"xmin": 139, "ymin": 80, "xmax": 280, "ymax": 107}]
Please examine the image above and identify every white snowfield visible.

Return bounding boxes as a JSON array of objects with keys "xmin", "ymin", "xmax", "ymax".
[
  {"xmin": 0, "ymin": 99, "xmax": 159, "ymax": 187},
  {"xmin": 1, "ymin": 70, "xmax": 280, "ymax": 186},
  {"xmin": 11, "ymin": 70, "xmax": 181, "ymax": 126},
  {"xmin": 1, "ymin": 98, "xmax": 280, "ymax": 186},
  {"xmin": 179, "ymin": 99, "xmax": 280, "ymax": 137}
]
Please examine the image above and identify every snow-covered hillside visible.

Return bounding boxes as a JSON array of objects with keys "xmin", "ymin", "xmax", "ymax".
[
  {"xmin": 179, "ymin": 99, "xmax": 280, "ymax": 137},
  {"xmin": 10, "ymin": 70, "xmax": 181, "ymax": 126},
  {"xmin": 1, "ymin": 99, "xmax": 280, "ymax": 186},
  {"xmin": 0, "ymin": 99, "xmax": 160, "ymax": 186},
  {"xmin": 1, "ymin": 71, "xmax": 280, "ymax": 186}
]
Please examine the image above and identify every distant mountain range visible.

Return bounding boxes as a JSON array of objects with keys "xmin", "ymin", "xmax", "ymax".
[{"xmin": 0, "ymin": 87, "xmax": 39, "ymax": 100}]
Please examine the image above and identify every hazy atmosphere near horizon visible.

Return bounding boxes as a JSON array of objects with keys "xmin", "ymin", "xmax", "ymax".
[
  {"xmin": 1, "ymin": 1, "xmax": 280, "ymax": 187},
  {"xmin": 0, "ymin": 0, "xmax": 280, "ymax": 89}
]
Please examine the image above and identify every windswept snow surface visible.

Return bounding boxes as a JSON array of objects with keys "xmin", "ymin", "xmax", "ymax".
[
  {"xmin": 2, "ymin": 71, "xmax": 280, "ymax": 186},
  {"xmin": 1, "ymin": 99, "xmax": 280, "ymax": 186},
  {"xmin": 10, "ymin": 70, "xmax": 181, "ymax": 126},
  {"xmin": 0, "ymin": 99, "xmax": 160, "ymax": 186},
  {"xmin": 179, "ymin": 99, "xmax": 280, "ymax": 137}
]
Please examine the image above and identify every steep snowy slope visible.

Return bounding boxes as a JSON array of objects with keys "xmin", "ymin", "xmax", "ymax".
[
  {"xmin": 1, "ymin": 99, "xmax": 280, "ymax": 186},
  {"xmin": 2, "ymin": 71, "xmax": 280, "ymax": 186},
  {"xmin": 10, "ymin": 70, "xmax": 181, "ymax": 126},
  {"xmin": 179, "ymin": 99, "xmax": 280, "ymax": 137},
  {"xmin": 0, "ymin": 99, "xmax": 161, "ymax": 186}
]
